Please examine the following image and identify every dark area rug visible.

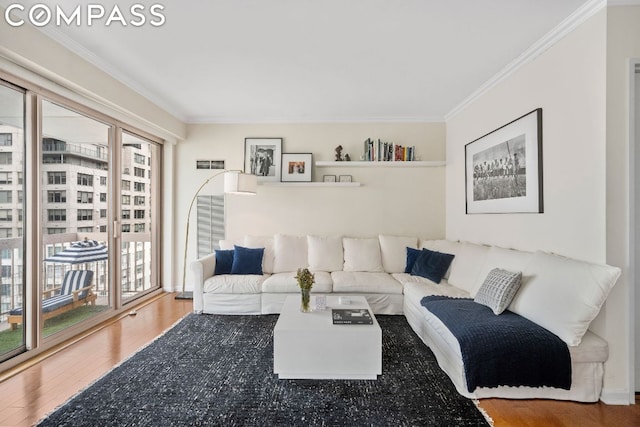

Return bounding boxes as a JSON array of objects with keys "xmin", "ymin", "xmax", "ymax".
[{"xmin": 38, "ymin": 314, "xmax": 491, "ymax": 426}]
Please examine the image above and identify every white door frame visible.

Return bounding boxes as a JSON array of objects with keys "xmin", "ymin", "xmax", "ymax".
[{"xmin": 628, "ymin": 58, "xmax": 640, "ymax": 401}]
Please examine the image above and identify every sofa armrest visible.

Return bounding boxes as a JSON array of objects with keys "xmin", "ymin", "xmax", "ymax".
[{"xmin": 191, "ymin": 253, "xmax": 216, "ymax": 313}]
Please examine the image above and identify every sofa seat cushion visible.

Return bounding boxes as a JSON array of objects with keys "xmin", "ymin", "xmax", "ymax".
[
  {"xmin": 396, "ymin": 274, "xmax": 470, "ymax": 301},
  {"xmin": 331, "ymin": 271, "xmax": 403, "ymax": 294},
  {"xmin": 262, "ymin": 271, "xmax": 332, "ymax": 293},
  {"xmin": 204, "ymin": 274, "xmax": 269, "ymax": 294}
]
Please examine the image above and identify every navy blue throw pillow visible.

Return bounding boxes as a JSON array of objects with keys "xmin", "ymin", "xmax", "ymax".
[
  {"xmin": 405, "ymin": 247, "xmax": 422, "ymax": 273},
  {"xmin": 410, "ymin": 248, "xmax": 455, "ymax": 284},
  {"xmin": 231, "ymin": 245, "xmax": 264, "ymax": 275},
  {"xmin": 214, "ymin": 249, "xmax": 234, "ymax": 275}
]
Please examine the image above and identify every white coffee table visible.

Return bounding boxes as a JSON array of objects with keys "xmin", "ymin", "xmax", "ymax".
[{"xmin": 273, "ymin": 295, "xmax": 382, "ymax": 380}]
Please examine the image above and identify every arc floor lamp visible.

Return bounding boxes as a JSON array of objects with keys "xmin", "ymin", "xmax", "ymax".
[{"xmin": 176, "ymin": 170, "xmax": 257, "ymax": 300}]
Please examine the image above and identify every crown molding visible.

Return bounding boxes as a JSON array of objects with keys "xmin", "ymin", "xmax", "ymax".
[
  {"xmin": 445, "ymin": 0, "xmax": 607, "ymax": 121},
  {"xmin": 186, "ymin": 115, "xmax": 446, "ymax": 125},
  {"xmin": 32, "ymin": 24, "xmax": 188, "ymax": 123},
  {"xmin": 608, "ymin": 0, "xmax": 640, "ymax": 6}
]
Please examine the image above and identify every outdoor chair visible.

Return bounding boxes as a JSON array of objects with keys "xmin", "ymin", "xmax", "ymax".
[{"xmin": 8, "ymin": 270, "xmax": 97, "ymax": 330}]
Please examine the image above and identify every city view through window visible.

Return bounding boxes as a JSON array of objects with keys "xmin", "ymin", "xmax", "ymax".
[{"xmin": 0, "ymin": 84, "xmax": 161, "ymax": 360}]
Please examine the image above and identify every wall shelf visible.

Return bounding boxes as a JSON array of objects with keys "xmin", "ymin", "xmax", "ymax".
[
  {"xmin": 259, "ymin": 182, "xmax": 361, "ymax": 187},
  {"xmin": 315, "ymin": 160, "xmax": 445, "ymax": 168}
]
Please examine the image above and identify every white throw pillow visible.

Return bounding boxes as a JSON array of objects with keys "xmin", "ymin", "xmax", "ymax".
[
  {"xmin": 218, "ymin": 239, "xmax": 235, "ymax": 250},
  {"xmin": 474, "ymin": 268, "xmax": 522, "ymax": 315},
  {"xmin": 378, "ymin": 235, "xmax": 418, "ymax": 273},
  {"xmin": 243, "ymin": 235, "xmax": 274, "ymax": 274},
  {"xmin": 343, "ymin": 237, "xmax": 384, "ymax": 272},
  {"xmin": 509, "ymin": 251, "xmax": 621, "ymax": 346},
  {"xmin": 273, "ymin": 234, "xmax": 308, "ymax": 273},
  {"xmin": 307, "ymin": 235, "xmax": 344, "ymax": 272}
]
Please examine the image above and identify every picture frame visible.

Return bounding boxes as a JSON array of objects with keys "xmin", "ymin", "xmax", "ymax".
[
  {"xmin": 281, "ymin": 153, "xmax": 313, "ymax": 182},
  {"xmin": 323, "ymin": 175, "xmax": 337, "ymax": 183},
  {"xmin": 339, "ymin": 175, "xmax": 353, "ymax": 183},
  {"xmin": 244, "ymin": 138, "xmax": 282, "ymax": 182},
  {"xmin": 465, "ymin": 108, "xmax": 543, "ymax": 214}
]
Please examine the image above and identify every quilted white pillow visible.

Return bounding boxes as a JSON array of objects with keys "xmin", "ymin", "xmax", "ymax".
[
  {"xmin": 509, "ymin": 251, "xmax": 621, "ymax": 346},
  {"xmin": 343, "ymin": 237, "xmax": 384, "ymax": 272},
  {"xmin": 474, "ymin": 268, "xmax": 522, "ymax": 315},
  {"xmin": 378, "ymin": 235, "xmax": 418, "ymax": 273},
  {"xmin": 243, "ymin": 236, "xmax": 274, "ymax": 274},
  {"xmin": 307, "ymin": 235, "xmax": 344, "ymax": 272},
  {"xmin": 273, "ymin": 234, "xmax": 308, "ymax": 273}
]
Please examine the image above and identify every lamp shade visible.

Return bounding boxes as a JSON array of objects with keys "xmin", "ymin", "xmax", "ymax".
[{"xmin": 224, "ymin": 171, "xmax": 257, "ymax": 194}]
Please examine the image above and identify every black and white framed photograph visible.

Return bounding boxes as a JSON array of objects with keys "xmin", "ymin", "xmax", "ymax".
[
  {"xmin": 245, "ymin": 137, "xmax": 282, "ymax": 181},
  {"xmin": 323, "ymin": 175, "xmax": 336, "ymax": 183},
  {"xmin": 339, "ymin": 175, "xmax": 353, "ymax": 183},
  {"xmin": 465, "ymin": 108, "xmax": 543, "ymax": 214},
  {"xmin": 281, "ymin": 153, "xmax": 312, "ymax": 182}
]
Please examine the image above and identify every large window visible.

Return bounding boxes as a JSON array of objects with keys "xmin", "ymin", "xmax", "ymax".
[
  {"xmin": 0, "ymin": 76, "xmax": 163, "ymax": 365},
  {"xmin": 0, "ymin": 82, "xmax": 24, "ymax": 361}
]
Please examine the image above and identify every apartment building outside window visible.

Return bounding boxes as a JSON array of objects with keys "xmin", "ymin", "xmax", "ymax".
[
  {"xmin": 0, "ymin": 191, "xmax": 11, "ymax": 203},
  {"xmin": 134, "ymin": 153, "xmax": 145, "ymax": 164},
  {"xmin": 77, "ymin": 173, "xmax": 93, "ymax": 186},
  {"xmin": 134, "ymin": 196, "xmax": 145, "ymax": 206},
  {"xmin": 134, "ymin": 210, "xmax": 145, "ymax": 219},
  {"xmin": 0, "ymin": 133, "xmax": 11, "ymax": 146},
  {"xmin": 0, "ymin": 172, "xmax": 11, "ymax": 184},
  {"xmin": 134, "ymin": 167, "xmax": 145, "ymax": 178},
  {"xmin": 134, "ymin": 182, "xmax": 145, "ymax": 192},
  {"xmin": 47, "ymin": 209, "xmax": 66, "ymax": 221},
  {"xmin": 122, "ymin": 210, "xmax": 130, "ymax": 219},
  {"xmin": 47, "ymin": 190, "xmax": 66, "ymax": 203},
  {"xmin": 0, "ymin": 210, "xmax": 12, "ymax": 221},
  {"xmin": 0, "ymin": 152, "xmax": 12, "ymax": 165},
  {"xmin": 77, "ymin": 191, "xmax": 93, "ymax": 204},
  {"xmin": 47, "ymin": 171, "xmax": 66, "ymax": 185},
  {"xmin": 77, "ymin": 209, "xmax": 93, "ymax": 221},
  {"xmin": 122, "ymin": 180, "xmax": 130, "ymax": 190}
]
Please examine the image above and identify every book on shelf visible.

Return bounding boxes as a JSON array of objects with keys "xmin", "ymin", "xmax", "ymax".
[
  {"xmin": 332, "ymin": 308, "xmax": 374, "ymax": 325},
  {"xmin": 363, "ymin": 137, "xmax": 415, "ymax": 162}
]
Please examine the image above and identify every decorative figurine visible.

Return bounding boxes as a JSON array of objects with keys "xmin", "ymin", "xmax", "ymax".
[
  {"xmin": 344, "ymin": 154, "xmax": 351, "ymax": 161},
  {"xmin": 335, "ymin": 145, "xmax": 344, "ymax": 161}
]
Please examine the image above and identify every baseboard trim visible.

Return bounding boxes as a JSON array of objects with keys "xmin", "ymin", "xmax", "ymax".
[{"xmin": 600, "ymin": 389, "xmax": 633, "ymax": 405}]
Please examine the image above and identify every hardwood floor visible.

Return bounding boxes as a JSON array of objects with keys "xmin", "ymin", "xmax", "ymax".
[{"xmin": 0, "ymin": 293, "xmax": 637, "ymax": 427}]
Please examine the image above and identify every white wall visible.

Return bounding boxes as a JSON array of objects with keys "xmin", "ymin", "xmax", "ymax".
[
  {"xmin": 176, "ymin": 122, "xmax": 446, "ymax": 287},
  {"xmin": 605, "ymin": 5, "xmax": 640, "ymax": 402},
  {"xmin": 445, "ymin": 8, "xmax": 633, "ymax": 400}
]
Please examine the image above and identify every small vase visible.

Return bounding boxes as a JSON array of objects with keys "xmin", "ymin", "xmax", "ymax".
[{"xmin": 300, "ymin": 288, "xmax": 312, "ymax": 313}]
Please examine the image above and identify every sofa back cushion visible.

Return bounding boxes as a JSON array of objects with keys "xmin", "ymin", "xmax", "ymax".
[
  {"xmin": 244, "ymin": 236, "xmax": 274, "ymax": 274},
  {"xmin": 509, "ymin": 250, "xmax": 621, "ymax": 346},
  {"xmin": 446, "ymin": 242, "xmax": 490, "ymax": 294},
  {"xmin": 307, "ymin": 235, "xmax": 344, "ymax": 272},
  {"xmin": 378, "ymin": 235, "xmax": 418, "ymax": 273},
  {"xmin": 343, "ymin": 237, "xmax": 384, "ymax": 272},
  {"xmin": 273, "ymin": 234, "xmax": 308, "ymax": 273},
  {"xmin": 470, "ymin": 246, "xmax": 532, "ymax": 297}
]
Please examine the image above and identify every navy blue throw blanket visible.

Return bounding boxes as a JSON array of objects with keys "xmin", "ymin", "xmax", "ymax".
[{"xmin": 420, "ymin": 296, "xmax": 572, "ymax": 392}]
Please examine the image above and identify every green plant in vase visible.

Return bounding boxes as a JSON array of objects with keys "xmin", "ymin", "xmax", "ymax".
[{"xmin": 295, "ymin": 267, "xmax": 315, "ymax": 312}]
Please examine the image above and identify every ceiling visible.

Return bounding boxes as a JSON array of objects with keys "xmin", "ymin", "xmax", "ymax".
[{"xmin": 2, "ymin": 0, "xmax": 591, "ymax": 123}]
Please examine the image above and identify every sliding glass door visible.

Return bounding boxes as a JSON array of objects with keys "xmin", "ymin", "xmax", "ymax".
[
  {"xmin": 120, "ymin": 132, "xmax": 160, "ymax": 302},
  {"xmin": 41, "ymin": 100, "xmax": 112, "ymax": 337}
]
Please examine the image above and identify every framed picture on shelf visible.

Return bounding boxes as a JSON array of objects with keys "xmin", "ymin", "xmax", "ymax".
[
  {"xmin": 323, "ymin": 175, "xmax": 337, "ymax": 183},
  {"xmin": 339, "ymin": 175, "xmax": 352, "ymax": 183},
  {"xmin": 465, "ymin": 108, "xmax": 543, "ymax": 214},
  {"xmin": 245, "ymin": 137, "xmax": 282, "ymax": 182},
  {"xmin": 281, "ymin": 153, "xmax": 313, "ymax": 182}
]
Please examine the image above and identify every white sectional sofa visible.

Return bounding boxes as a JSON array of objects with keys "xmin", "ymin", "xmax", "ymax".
[{"xmin": 190, "ymin": 234, "xmax": 621, "ymax": 402}]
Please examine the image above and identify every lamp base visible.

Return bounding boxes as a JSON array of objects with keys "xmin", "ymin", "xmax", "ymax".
[{"xmin": 175, "ymin": 291, "xmax": 193, "ymax": 300}]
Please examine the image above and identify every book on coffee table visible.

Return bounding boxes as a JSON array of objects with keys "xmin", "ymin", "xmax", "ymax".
[{"xmin": 332, "ymin": 308, "xmax": 374, "ymax": 325}]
